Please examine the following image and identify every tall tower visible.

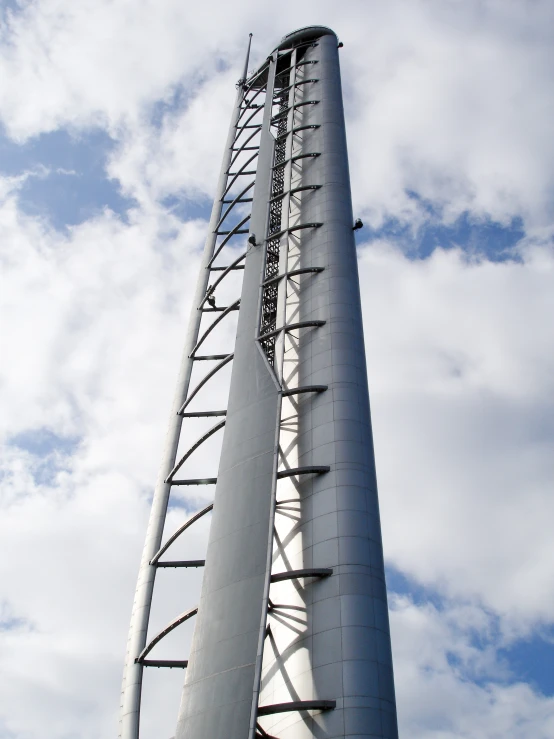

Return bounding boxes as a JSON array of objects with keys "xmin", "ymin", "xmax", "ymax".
[{"xmin": 120, "ymin": 26, "xmax": 398, "ymax": 739}]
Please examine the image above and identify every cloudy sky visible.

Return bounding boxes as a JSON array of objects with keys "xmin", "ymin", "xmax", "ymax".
[{"xmin": 0, "ymin": 0, "xmax": 553, "ymax": 737}]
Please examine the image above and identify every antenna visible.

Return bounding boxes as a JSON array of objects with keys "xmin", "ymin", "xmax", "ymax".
[{"xmin": 240, "ymin": 33, "xmax": 253, "ymax": 86}]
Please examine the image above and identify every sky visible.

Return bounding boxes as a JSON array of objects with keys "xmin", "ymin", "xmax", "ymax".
[{"xmin": 0, "ymin": 0, "xmax": 553, "ymax": 737}]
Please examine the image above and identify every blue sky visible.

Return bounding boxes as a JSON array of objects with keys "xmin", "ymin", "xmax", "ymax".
[
  {"xmin": 0, "ymin": 128, "xmax": 135, "ymax": 228},
  {"xmin": 3, "ymin": 122, "xmax": 530, "ymax": 259},
  {"xmin": 361, "ymin": 196, "xmax": 526, "ymax": 262},
  {"xmin": 0, "ymin": 2, "xmax": 553, "ymax": 738},
  {"xmin": 0, "ymin": 121, "xmax": 529, "ymax": 256},
  {"xmin": 387, "ymin": 565, "xmax": 554, "ymax": 697}
]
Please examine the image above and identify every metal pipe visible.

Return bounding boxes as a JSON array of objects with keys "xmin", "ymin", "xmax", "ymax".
[{"xmin": 118, "ymin": 75, "xmax": 246, "ymax": 739}]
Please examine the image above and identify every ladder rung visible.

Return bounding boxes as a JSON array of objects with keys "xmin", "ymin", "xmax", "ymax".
[
  {"xmin": 276, "ymin": 466, "xmax": 330, "ymax": 478},
  {"xmin": 200, "ymin": 305, "xmax": 240, "ymax": 312},
  {"xmin": 155, "ymin": 560, "xmax": 205, "ymax": 568},
  {"xmin": 171, "ymin": 478, "xmax": 217, "ymax": 486},
  {"xmin": 263, "ymin": 266, "xmax": 325, "ymax": 287},
  {"xmin": 141, "ymin": 660, "xmax": 188, "ymax": 669},
  {"xmin": 258, "ymin": 699, "xmax": 335, "ymax": 716},
  {"xmin": 181, "ymin": 410, "xmax": 227, "ymax": 417},
  {"xmin": 281, "ymin": 385, "xmax": 328, "ymax": 396},
  {"xmin": 270, "ymin": 568, "xmax": 333, "ymax": 583},
  {"xmin": 267, "ymin": 222, "xmax": 323, "ymax": 241},
  {"xmin": 192, "ymin": 355, "xmax": 229, "ymax": 361},
  {"xmin": 259, "ymin": 320, "xmax": 326, "ymax": 342}
]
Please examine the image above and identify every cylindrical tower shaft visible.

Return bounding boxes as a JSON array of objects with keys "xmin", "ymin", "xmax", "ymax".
[{"xmin": 258, "ymin": 32, "xmax": 398, "ymax": 739}]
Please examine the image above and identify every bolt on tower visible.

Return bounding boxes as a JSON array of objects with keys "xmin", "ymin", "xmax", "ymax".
[{"xmin": 120, "ymin": 25, "xmax": 399, "ymax": 739}]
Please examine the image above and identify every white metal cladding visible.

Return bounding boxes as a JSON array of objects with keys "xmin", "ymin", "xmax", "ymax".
[
  {"xmin": 174, "ymin": 54, "xmax": 281, "ymax": 739},
  {"xmin": 120, "ymin": 25, "xmax": 398, "ymax": 739}
]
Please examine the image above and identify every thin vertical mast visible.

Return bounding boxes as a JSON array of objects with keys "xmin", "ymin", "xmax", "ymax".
[
  {"xmin": 118, "ymin": 51, "xmax": 258, "ymax": 739},
  {"xmin": 240, "ymin": 33, "xmax": 253, "ymax": 85}
]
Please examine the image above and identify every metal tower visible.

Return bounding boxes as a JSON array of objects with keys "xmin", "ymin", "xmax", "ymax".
[{"xmin": 120, "ymin": 26, "xmax": 398, "ymax": 739}]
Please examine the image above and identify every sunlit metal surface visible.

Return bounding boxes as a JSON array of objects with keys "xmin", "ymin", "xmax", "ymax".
[{"xmin": 120, "ymin": 26, "xmax": 398, "ymax": 739}]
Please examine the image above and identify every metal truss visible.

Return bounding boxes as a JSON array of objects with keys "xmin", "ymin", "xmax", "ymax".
[{"xmin": 258, "ymin": 45, "xmax": 323, "ymax": 373}]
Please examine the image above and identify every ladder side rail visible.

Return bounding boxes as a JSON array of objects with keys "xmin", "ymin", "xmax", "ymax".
[{"xmin": 118, "ymin": 80, "xmax": 248, "ymax": 739}]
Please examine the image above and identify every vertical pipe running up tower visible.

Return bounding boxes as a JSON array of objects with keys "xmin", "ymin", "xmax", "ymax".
[{"xmin": 120, "ymin": 25, "xmax": 398, "ymax": 739}]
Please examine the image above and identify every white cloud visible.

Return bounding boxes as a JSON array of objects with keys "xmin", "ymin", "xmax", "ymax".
[
  {"xmin": 1, "ymin": 0, "xmax": 552, "ymax": 231},
  {"xmin": 0, "ymin": 0, "xmax": 251, "ymax": 138},
  {"xmin": 391, "ymin": 595, "xmax": 554, "ymax": 738},
  {"xmin": 359, "ymin": 239, "xmax": 554, "ymax": 628},
  {"xmin": 341, "ymin": 0, "xmax": 554, "ymax": 229},
  {"xmin": 107, "ymin": 69, "xmax": 239, "ymax": 206},
  {"xmin": 0, "ymin": 169, "xmax": 242, "ymax": 737}
]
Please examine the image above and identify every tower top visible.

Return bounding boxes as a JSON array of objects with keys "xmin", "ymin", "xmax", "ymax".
[{"xmin": 273, "ymin": 25, "xmax": 336, "ymax": 51}]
